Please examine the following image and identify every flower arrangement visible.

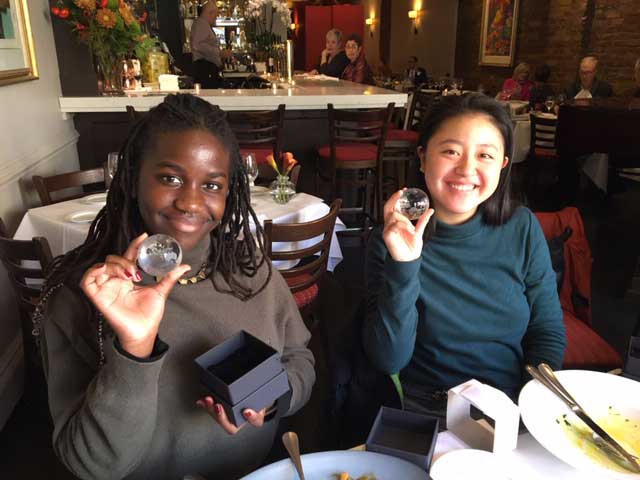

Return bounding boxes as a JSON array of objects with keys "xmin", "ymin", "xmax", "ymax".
[
  {"xmin": 266, "ymin": 152, "xmax": 298, "ymax": 204},
  {"xmin": 241, "ymin": 0, "xmax": 291, "ymax": 58},
  {"xmin": 50, "ymin": 0, "xmax": 154, "ymax": 93}
]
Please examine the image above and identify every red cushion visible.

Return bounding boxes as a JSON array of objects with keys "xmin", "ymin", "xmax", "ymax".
[
  {"xmin": 562, "ymin": 311, "xmax": 623, "ymax": 370},
  {"xmin": 386, "ymin": 128, "xmax": 420, "ymax": 143},
  {"xmin": 239, "ymin": 146, "xmax": 274, "ymax": 164},
  {"xmin": 285, "ymin": 274, "xmax": 319, "ymax": 309},
  {"xmin": 317, "ymin": 143, "xmax": 378, "ymax": 162}
]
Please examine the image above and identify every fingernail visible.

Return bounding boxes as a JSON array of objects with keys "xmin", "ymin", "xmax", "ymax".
[
  {"xmin": 135, "ymin": 271, "xmax": 142, "ymax": 281},
  {"xmin": 244, "ymin": 410, "xmax": 253, "ymax": 419},
  {"xmin": 125, "ymin": 271, "xmax": 133, "ymax": 279},
  {"xmin": 95, "ymin": 263, "xmax": 105, "ymax": 268},
  {"xmin": 215, "ymin": 405, "xmax": 223, "ymax": 415}
]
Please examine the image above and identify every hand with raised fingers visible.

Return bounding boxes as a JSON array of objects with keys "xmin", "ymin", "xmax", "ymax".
[
  {"xmin": 196, "ymin": 396, "xmax": 267, "ymax": 435},
  {"xmin": 80, "ymin": 233, "xmax": 191, "ymax": 358},
  {"xmin": 382, "ymin": 189, "xmax": 434, "ymax": 262}
]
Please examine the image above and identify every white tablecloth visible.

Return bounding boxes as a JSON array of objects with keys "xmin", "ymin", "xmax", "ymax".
[
  {"xmin": 14, "ymin": 191, "xmax": 345, "ymax": 271},
  {"xmin": 433, "ymin": 429, "xmax": 601, "ymax": 480},
  {"xmin": 512, "ymin": 119, "xmax": 531, "ymax": 165}
]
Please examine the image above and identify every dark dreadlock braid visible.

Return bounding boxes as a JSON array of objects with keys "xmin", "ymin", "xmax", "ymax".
[{"xmin": 41, "ymin": 94, "xmax": 271, "ymax": 324}]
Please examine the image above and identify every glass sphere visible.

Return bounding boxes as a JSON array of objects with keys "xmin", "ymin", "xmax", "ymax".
[
  {"xmin": 137, "ymin": 234, "xmax": 183, "ymax": 277},
  {"xmin": 396, "ymin": 188, "xmax": 430, "ymax": 221}
]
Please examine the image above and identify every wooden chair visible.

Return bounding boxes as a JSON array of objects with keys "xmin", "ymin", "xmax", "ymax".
[
  {"xmin": 32, "ymin": 167, "xmax": 105, "ymax": 205},
  {"xmin": 316, "ymin": 103, "xmax": 394, "ymax": 235},
  {"xmin": 263, "ymin": 199, "xmax": 342, "ymax": 328},
  {"xmin": 227, "ymin": 104, "xmax": 286, "ymax": 184},
  {"xmin": 0, "ymin": 217, "xmax": 53, "ymax": 378},
  {"xmin": 527, "ymin": 112, "xmax": 560, "ymax": 196}
]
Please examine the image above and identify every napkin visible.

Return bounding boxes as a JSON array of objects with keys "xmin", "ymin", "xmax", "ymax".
[
  {"xmin": 446, "ymin": 379, "xmax": 520, "ymax": 454},
  {"xmin": 574, "ymin": 89, "xmax": 593, "ymax": 99},
  {"xmin": 159, "ymin": 74, "xmax": 180, "ymax": 92}
]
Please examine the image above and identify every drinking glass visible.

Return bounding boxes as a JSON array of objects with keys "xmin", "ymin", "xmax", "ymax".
[
  {"xmin": 106, "ymin": 152, "xmax": 119, "ymax": 188},
  {"xmin": 243, "ymin": 152, "xmax": 258, "ymax": 187},
  {"xmin": 544, "ymin": 96, "xmax": 555, "ymax": 113}
]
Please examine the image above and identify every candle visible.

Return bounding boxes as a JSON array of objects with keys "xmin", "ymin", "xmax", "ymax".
[
  {"xmin": 194, "ymin": 83, "xmax": 201, "ymax": 95},
  {"xmin": 286, "ymin": 39, "xmax": 294, "ymax": 84}
]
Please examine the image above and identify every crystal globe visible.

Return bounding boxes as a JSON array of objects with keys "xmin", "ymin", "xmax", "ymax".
[{"xmin": 137, "ymin": 234, "xmax": 183, "ymax": 277}]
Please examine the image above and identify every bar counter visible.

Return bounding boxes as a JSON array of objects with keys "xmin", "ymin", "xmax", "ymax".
[
  {"xmin": 62, "ymin": 78, "xmax": 408, "ymax": 173},
  {"xmin": 59, "ymin": 78, "xmax": 408, "ymax": 113}
]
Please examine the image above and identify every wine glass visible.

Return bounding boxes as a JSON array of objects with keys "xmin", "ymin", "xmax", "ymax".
[
  {"xmin": 243, "ymin": 152, "xmax": 258, "ymax": 188},
  {"xmin": 544, "ymin": 96, "xmax": 556, "ymax": 113},
  {"xmin": 106, "ymin": 152, "xmax": 119, "ymax": 189}
]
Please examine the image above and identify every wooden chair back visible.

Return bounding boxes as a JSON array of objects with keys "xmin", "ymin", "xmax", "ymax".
[
  {"xmin": 227, "ymin": 104, "xmax": 286, "ymax": 159},
  {"xmin": 263, "ymin": 199, "xmax": 341, "ymax": 293},
  {"xmin": 406, "ymin": 90, "xmax": 439, "ymax": 131},
  {"xmin": 529, "ymin": 112, "xmax": 558, "ymax": 157},
  {"xmin": 33, "ymin": 168, "xmax": 105, "ymax": 205},
  {"xmin": 0, "ymin": 216, "xmax": 53, "ymax": 322}
]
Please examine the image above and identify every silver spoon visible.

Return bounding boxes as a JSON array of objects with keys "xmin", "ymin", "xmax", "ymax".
[{"xmin": 282, "ymin": 431, "xmax": 306, "ymax": 480}]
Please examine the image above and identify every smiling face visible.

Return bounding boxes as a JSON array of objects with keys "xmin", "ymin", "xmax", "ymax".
[
  {"xmin": 136, "ymin": 129, "xmax": 230, "ymax": 253},
  {"xmin": 325, "ymin": 33, "xmax": 341, "ymax": 56},
  {"xmin": 419, "ymin": 113, "xmax": 508, "ymax": 225},
  {"xmin": 345, "ymin": 40, "xmax": 361, "ymax": 62}
]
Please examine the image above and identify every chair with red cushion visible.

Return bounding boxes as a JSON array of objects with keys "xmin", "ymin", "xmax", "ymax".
[
  {"xmin": 534, "ymin": 207, "xmax": 623, "ymax": 370},
  {"xmin": 263, "ymin": 199, "xmax": 341, "ymax": 328},
  {"xmin": 227, "ymin": 104, "xmax": 285, "ymax": 184},
  {"xmin": 316, "ymin": 103, "xmax": 394, "ymax": 234}
]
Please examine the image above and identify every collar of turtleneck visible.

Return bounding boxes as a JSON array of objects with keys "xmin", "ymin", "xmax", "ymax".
[
  {"xmin": 434, "ymin": 208, "xmax": 485, "ymax": 240},
  {"xmin": 177, "ymin": 234, "xmax": 212, "ymax": 283}
]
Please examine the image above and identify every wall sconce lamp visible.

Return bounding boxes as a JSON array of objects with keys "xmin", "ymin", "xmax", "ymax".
[
  {"xmin": 408, "ymin": 9, "xmax": 424, "ymax": 34},
  {"xmin": 365, "ymin": 17, "xmax": 378, "ymax": 37}
]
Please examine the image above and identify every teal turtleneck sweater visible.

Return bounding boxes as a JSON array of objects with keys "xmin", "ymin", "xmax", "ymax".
[{"xmin": 363, "ymin": 207, "xmax": 566, "ymax": 398}]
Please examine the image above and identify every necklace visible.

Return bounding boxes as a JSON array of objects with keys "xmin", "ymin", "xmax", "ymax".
[{"xmin": 176, "ymin": 263, "xmax": 209, "ymax": 285}]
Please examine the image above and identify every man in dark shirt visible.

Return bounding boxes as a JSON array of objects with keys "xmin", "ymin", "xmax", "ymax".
[
  {"xmin": 405, "ymin": 56, "xmax": 427, "ymax": 87},
  {"xmin": 564, "ymin": 55, "xmax": 613, "ymax": 99}
]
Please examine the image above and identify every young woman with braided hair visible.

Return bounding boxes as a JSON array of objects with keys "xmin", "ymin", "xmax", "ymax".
[{"xmin": 37, "ymin": 94, "xmax": 315, "ymax": 480}]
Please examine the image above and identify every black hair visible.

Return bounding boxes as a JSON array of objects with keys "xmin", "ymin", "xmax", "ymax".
[
  {"xmin": 345, "ymin": 34, "xmax": 363, "ymax": 47},
  {"xmin": 41, "ymin": 94, "xmax": 270, "ymax": 323},
  {"xmin": 418, "ymin": 93, "xmax": 516, "ymax": 226},
  {"xmin": 534, "ymin": 64, "xmax": 551, "ymax": 83},
  {"xmin": 409, "ymin": 56, "xmax": 418, "ymax": 62}
]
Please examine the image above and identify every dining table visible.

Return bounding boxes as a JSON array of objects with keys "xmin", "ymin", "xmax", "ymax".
[{"xmin": 13, "ymin": 190, "xmax": 346, "ymax": 272}]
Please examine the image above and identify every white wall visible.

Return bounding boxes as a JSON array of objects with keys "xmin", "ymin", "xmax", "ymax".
[{"xmin": 0, "ymin": 0, "xmax": 79, "ymax": 394}]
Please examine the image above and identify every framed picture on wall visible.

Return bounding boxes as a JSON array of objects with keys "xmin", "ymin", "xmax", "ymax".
[{"xmin": 478, "ymin": 0, "xmax": 519, "ymax": 67}]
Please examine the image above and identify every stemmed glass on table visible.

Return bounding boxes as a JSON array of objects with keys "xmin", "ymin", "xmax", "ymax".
[
  {"xmin": 106, "ymin": 152, "xmax": 119, "ymax": 189},
  {"xmin": 243, "ymin": 152, "xmax": 258, "ymax": 188},
  {"xmin": 544, "ymin": 96, "xmax": 556, "ymax": 114}
]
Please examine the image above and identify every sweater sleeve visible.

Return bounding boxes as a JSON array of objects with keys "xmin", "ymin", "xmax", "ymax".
[
  {"xmin": 41, "ymin": 287, "xmax": 167, "ymax": 480},
  {"xmin": 269, "ymin": 270, "xmax": 315, "ymax": 417},
  {"xmin": 521, "ymin": 214, "xmax": 567, "ymax": 371},
  {"xmin": 318, "ymin": 51, "xmax": 350, "ymax": 78},
  {"xmin": 362, "ymin": 228, "xmax": 422, "ymax": 375}
]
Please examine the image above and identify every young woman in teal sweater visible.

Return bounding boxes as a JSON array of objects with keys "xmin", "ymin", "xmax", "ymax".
[{"xmin": 363, "ymin": 94, "xmax": 565, "ymax": 416}]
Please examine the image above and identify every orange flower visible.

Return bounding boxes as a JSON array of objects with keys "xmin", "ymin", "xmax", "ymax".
[
  {"xmin": 266, "ymin": 154, "xmax": 280, "ymax": 174},
  {"xmin": 74, "ymin": 0, "xmax": 96, "ymax": 11},
  {"xmin": 284, "ymin": 152, "xmax": 298, "ymax": 174},
  {"xmin": 96, "ymin": 8, "xmax": 117, "ymax": 28},
  {"xmin": 119, "ymin": 1, "xmax": 136, "ymax": 25}
]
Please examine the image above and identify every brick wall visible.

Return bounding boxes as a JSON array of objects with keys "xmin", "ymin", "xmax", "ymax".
[{"xmin": 454, "ymin": 0, "xmax": 640, "ymax": 96}]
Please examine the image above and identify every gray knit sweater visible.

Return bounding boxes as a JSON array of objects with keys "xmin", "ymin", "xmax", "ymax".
[{"xmin": 41, "ymin": 239, "xmax": 315, "ymax": 480}]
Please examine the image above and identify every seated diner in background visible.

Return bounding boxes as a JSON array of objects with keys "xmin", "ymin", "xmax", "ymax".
[
  {"xmin": 498, "ymin": 62, "xmax": 534, "ymax": 101},
  {"xmin": 405, "ymin": 55, "xmax": 428, "ymax": 87},
  {"xmin": 341, "ymin": 34, "xmax": 374, "ymax": 85},
  {"xmin": 564, "ymin": 55, "xmax": 613, "ymax": 99},
  {"xmin": 308, "ymin": 28, "xmax": 350, "ymax": 78},
  {"xmin": 363, "ymin": 94, "xmax": 566, "ymax": 419},
  {"xmin": 37, "ymin": 94, "xmax": 315, "ymax": 480},
  {"xmin": 529, "ymin": 63, "xmax": 555, "ymax": 111}
]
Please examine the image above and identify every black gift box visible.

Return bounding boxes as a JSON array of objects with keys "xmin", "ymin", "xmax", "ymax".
[
  {"xmin": 366, "ymin": 406, "xmax": 439, "ymax": 471},
  {"xmin": 195, "ymin": 330, "xmax": 290, "ymax": 426}
]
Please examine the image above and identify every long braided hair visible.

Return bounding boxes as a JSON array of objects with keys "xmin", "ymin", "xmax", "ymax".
[{"xmin": 41, "ymin": 94, "xmax": 271, "ymax": 324}]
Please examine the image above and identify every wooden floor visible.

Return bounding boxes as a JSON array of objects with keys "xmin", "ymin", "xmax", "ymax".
[{"xmin": 1, "ymin": 170, "xmax": 639, "ymax": 479}]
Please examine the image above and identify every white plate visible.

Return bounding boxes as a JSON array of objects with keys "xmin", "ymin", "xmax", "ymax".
[
  {"xmin": 81, "ymin": 192, "xmax": 108, "ymax": 205},
  {"xmin": 430, "ymin": 449, "xmax": 512, "ymax": 480},
  {"xmin": 239, "ymin": 450, "xmax": 428, "ymax": 480},
  {"xmin": 64, "ymin": 211, "xmax": 98, "ymax": 224},
  {"xmin": 519, "ymin": 370, "xmax": 640, "ymax": 479}
]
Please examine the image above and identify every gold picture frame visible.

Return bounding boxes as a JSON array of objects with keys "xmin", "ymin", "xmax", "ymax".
[
  {"xmin": 0, "ymin": 0, "xmax": 38, "ymax": 86},
  {"xmin": 478, "ymin": 0, "xmax": 519, "ymax": 67}
]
